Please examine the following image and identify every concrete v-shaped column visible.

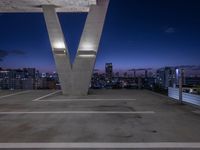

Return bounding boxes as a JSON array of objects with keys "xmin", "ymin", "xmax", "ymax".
[
  {"xmin": 43, "ymin": 0, "xmax": 109, "ymax": 95},
  {"xmin": 43, "ymin": 5, "xmax": 73, "ymax": 95}
]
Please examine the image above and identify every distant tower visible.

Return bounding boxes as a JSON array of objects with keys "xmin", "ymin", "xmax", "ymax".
[
  {"xmin": 134, "ymin": 70, "xmax": 136, "ymax": 78},
  {"xmin": 145, "ymin": 70, "xmax": 148, "ymax": 78},
  {"xmin": 105, "ymin": 63, "xmax": 113, "ymax": 82},
  {"xmin": 156, "ymin": 67, "xmax": 176, "ymax": 89},
  {"xmin": 176, "ymin": 68, "xmax": 185, "ymax": 86},
  {"xmin": 182, "ymin": 69, "xmax": 186, "ymax": 85}
]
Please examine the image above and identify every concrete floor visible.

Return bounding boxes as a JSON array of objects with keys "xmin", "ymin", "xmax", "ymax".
[{"xmin": 0, "ymin": 89, "xmax": 200, "ymax": 149}]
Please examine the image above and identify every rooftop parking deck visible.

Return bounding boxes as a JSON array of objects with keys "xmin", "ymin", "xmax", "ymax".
[{"xmin": 0, "ymin": 89, "xmax": 200, "ymax": 149}]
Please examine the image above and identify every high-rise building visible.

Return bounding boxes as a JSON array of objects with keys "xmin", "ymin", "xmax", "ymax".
[
  {"xmin": 175, "ymin": 68, "xmax": 186, "ymax": 86},
  {"xmin": 134, "ymin": 70, "xmax": 136, "ymax": 78},
  {"xmin": 156, "ymin": 67, "xmax": 176, "ymax": 89},
  {"xmin": 145, "ymin": 70, "xmax": 148, "ymax": 78},
  {"xmin": 23, "ymin": 68, "xmax": 36, "ymax": 78},
  {"xmin": 105, "ymin": 63, "xmax": 113, "ymax": 82}
]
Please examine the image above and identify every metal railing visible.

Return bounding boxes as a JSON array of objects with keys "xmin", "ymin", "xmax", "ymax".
[{"xmin": 168, "ymin": 87, "xmax": 200, "ymax": 106}]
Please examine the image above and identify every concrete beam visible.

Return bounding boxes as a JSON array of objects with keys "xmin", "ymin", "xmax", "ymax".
[{"xmin": 0, "ymin": 0, "xmax": 96, "ymax": 12}]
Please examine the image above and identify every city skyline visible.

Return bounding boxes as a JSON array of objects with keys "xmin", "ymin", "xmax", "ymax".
[
  {"xmin": 1, "ymin": 0, "xmax": 200, "ymax": 72},
  {"xmin": 1, "ymin": 64, "xmax": 200, "ymax": 77}
]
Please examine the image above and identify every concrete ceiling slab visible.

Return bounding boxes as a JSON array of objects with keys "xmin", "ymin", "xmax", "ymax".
[{"xmin": 0, "ymin": 0, "xmax": 97, "ymax": 12}]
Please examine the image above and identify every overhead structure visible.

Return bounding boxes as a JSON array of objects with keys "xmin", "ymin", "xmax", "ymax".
[
  {"xmin": 0, "ymin": 0, "xmax": 110, "ymax": 96},
  {"xmin": 0, "ymin": 0, "xmax": 96, "ymax": 12}
]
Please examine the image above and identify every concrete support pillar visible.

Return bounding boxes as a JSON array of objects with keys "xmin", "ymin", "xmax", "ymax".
[
  {"xmin": 43, "ymin": 0, "xmax": 109, "ymax": 96},
  {"xmin": 73, "ymin": 0, "xmax": 109, "ymax": 95},
  {"xmin": 43, "ymin": 5, "xmax": 72, "ymax": 95}
]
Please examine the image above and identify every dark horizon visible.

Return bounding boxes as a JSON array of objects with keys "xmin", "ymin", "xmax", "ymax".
[{"xmin": 1, "ymin": 0, "xmax": 200, "ymax": 72}]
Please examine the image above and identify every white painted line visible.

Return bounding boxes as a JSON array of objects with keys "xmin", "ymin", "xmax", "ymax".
[
  {"xmin": 32, "ymin": 90, "xmax": 61, "ymax": 101},
  {"xmin": 0, "ymin": 91, "xmax": 31, "ymax": 99},
  {"xmin": 37, "ymin": 98, "xmax": 136, "ymax": 102},
  {"xmin": 0, "ymin": 142, "xmax": 200, "ymax": 149},
  {"xmin": 192, "ymin": 110, "xmax": 200, "ymax": 114},
  {"xmin": 0, "ymin": 111, "xmax": 155, "ymax": 114}
]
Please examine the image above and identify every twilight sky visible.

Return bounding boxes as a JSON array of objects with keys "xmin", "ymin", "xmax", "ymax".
[{"xmin": 0, "ymin": 0, "xmax": 200, "ymax": 72}]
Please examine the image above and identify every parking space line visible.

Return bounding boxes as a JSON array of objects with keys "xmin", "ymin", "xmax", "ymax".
[
  {"xmin": 32, "ymin": 90, "xmax": 61, "ymax": 101},
  {"xmin": 0, "ymin": 142, "xmax": 199, "ymax": 149},
  {"xmin": 37, "ymin": 98, "xmax": 136, "ymax": 102},
  {"xmin": 0, "ymin": 90, "xmax": 31, "ymax": 99},
  {"xmin": 0, "ymin": 111, "xmax": 155, "ymax": 114},
  {"xmin": 192, "ymin": 110, "xmax": 200, "ymax": 114}
]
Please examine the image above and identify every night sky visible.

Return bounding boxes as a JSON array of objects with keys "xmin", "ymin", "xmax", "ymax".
[{"xmin": 0, "ymin": 0, "xmax": 200, "ymax": 72}]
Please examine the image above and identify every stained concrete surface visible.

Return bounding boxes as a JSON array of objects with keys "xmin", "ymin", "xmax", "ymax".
[{"xmin": 0, "ymin": 89, "xmax": 199, "ymax": 149}]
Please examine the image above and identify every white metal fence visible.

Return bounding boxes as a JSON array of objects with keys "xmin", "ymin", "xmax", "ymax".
[{"xmin": 168, "ymin": 87, "xmax": 200, "ymax": 106}]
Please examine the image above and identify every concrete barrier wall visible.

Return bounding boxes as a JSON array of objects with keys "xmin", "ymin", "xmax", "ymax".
[{"xmin": 168, "ymin": 87, "xmax": 200, "ymax": 106}]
